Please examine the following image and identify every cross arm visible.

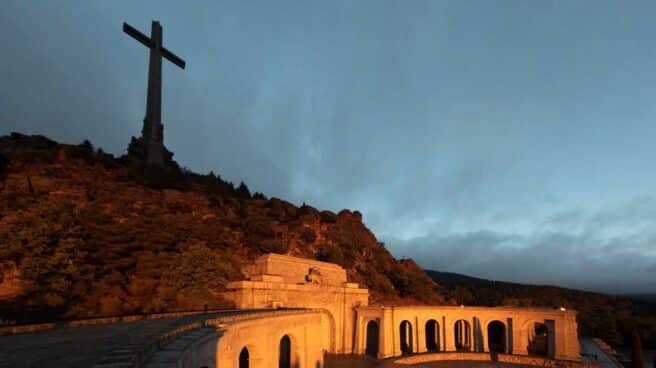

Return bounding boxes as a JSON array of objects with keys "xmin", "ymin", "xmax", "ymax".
[
  {"xmin": 123, "ymin": 22, "xmax": 153, "ymax": 48},
  {"xmin": 161, "ymin": 47, "xmax": 186, "ymax": 69}
]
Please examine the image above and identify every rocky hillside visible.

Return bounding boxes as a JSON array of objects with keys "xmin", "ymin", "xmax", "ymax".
[{"xmin": 0, "ymin": 133, "xmax": 444, "ymax": 324}]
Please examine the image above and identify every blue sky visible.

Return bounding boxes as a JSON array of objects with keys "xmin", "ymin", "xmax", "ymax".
[{"xmin": 2, "ymin": 1, "xmax": 655, "ymax": 293}]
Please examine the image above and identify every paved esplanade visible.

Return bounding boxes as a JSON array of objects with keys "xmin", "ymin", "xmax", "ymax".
[
  {"xmin": 0, "ymin": 311, "xmax": 250, "ymax": 368},
  {"xmin": 579, "ymin": 338, "xmax": 623, "ymax": 368}
]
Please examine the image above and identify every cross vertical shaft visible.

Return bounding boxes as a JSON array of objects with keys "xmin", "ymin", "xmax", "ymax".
[
  {"xmin": 143, "ymin": 21, "xmax": 164, "ymax": 165},
  {"xmin": 123, "ymin": 20, "xmax": 185, "ymax": 166}
]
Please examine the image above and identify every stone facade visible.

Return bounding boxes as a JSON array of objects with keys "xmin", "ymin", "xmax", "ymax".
[
  {"xmin": 222, "ymin": 254, "xmax": 582, "ymax": 367},
  {"xmin": 354, "ymin": 305, "xmax": 580, "ymax": 361},
  {"xmin": 222, "ymin": 254, "xmax": 369, "ymax": 354}
]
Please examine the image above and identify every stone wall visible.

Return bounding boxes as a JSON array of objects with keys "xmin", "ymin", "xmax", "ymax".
[
  {"xmin": 222, "ymin": 253, "xmax": 369, "ymax": 354},
  {"xmin": 222, "ymin": 254, "xmax": 583, "ymax": 365},
  {"xmin": 215, "ymin": 310, "xmax": 331, "ymax": 368},
  {"xmin": 354, "ymin": 305, "xmax": 581, "ymax": 361}
]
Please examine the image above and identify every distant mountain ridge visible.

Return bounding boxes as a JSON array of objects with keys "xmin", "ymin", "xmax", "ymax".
[
  {"xmin": 627, "ymin": 294, "xmax": 656, "ymax": 303},
  {"xmin": 426, "ymin": 269, "xmax": 656, "ymax": 349}
]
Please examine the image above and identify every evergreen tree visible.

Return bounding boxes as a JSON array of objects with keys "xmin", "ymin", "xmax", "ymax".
[
  {"xmin": 236, "ymin": 181, "xmax": 251, "ymax": 198},
  {"xmin": 79, "ymin": 139, "xmax": 93, "ymax": 152}
]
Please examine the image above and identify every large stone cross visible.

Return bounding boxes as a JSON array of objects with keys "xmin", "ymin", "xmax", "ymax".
[{"xmin": 123, "ymin": 21, "xmax": 186, "ymax": 165}]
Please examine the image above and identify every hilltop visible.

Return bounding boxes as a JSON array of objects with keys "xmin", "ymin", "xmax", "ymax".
[{"xmin": 0, "ymin": 133, "xmax": 444, "ymax": 324}]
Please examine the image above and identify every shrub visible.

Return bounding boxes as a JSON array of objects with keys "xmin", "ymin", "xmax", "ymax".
[
  {"xmin": 299, "ymin": 228, "xmax": 317, "ymax": 243},
  {"xmin": 320, "ymin": 211, "xmax": 337, "ymax": 223}
]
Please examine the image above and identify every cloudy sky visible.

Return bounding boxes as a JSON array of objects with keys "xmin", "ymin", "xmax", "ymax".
[{"xmin": 2, "ymin": 1, "xmax": 655, "ymax": 294}]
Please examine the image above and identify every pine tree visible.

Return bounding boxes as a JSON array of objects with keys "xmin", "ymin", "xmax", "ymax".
[{"xmin": 236, "ymin": 181, "xmax": 251, "ymax": 198}]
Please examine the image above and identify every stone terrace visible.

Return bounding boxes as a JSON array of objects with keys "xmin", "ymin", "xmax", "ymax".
[{"xmin": 0, "ymin": 310, "xmax": 264, "ymax": 368}]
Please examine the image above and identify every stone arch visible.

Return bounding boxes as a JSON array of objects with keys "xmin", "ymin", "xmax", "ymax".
[
  {"xmin": 523, "ymin": 320, "xmax": 555, "ymax": 358},
  {"xmin": 217, "ymin": 342, "xmax": 263, "ymax": 368},
  {"xmin": 526, "ymin": 322, "xmax": 549, "ymax": 356},
  {"xmin": 454, "ymin": 319, "xmax": 472, "ymax": 351},
  {"xmin": 278, "ymin": 334, "xmax": 292, "ymax": 368},
  {"xmin": 425, "ymin": 319, "xmax": 440, "ymax": 352},
  {"xmin": 365, "ymin": 319, "xmax": 380, "ymax": 358},
  {"xmin": 399, "ymin": 320, "xmax": 413, "ymax": 355},
  {"xmin": 239, "ymin": 347, "xmax": 250, "ymax": 368},
  {"xmin": 487, "ymin": 320, "xmax": 506, "ymax": 353}
]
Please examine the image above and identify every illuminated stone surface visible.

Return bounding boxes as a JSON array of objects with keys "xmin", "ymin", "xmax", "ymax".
[
  {"xmin": 219, "ymin": 254, "xmax": 582, "ymax": 367},
  {"xmin": 0, "ymin": 254, "xmax": 584, "ymax": 368}
]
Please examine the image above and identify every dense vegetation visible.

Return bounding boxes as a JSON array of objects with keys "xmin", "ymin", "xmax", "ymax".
[
  {"xmin": 427, "ymin": 270, "xmax": 656, "ymax": 349},
  {"xmin": 0, "ymin": 133, "xmax": 443, "ymax": 324}
]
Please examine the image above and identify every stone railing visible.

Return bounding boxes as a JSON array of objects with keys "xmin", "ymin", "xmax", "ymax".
[
  {"xmin": 394, "ymin": 352, "xmax": 598, "ymax": 368},
  {"xmin": 0, "ymin": 309, "xmax": 234, "ymax": 336},
  {"xmin": 204, "ymin": 308, "xmax": 319, "ymax": 328}
]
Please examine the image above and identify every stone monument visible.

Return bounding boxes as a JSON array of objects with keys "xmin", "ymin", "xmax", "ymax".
[{"xmin": 123, "ymin": 21, "xmax": 185, "ymax": 165}]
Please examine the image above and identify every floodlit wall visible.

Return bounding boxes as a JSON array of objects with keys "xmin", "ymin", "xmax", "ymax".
[
  {"xmin": 222, "ymin": 254, "xmax": 581, "ymax": 365},
  {"xmin": 354, "ymin": 306, "xmax": 580, "ymax": 361},
  {"xmin": 222, "ymin": 253, "xmax": 369, "ymax": 354},
  {"xmin": 215, "ymin": 310, "xmax": 331, "ymax": 368}
]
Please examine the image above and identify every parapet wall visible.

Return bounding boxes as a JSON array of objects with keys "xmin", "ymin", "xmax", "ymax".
[{"xmin": 247, "ymin": 253, "xmax": 348, "ymax": 286}]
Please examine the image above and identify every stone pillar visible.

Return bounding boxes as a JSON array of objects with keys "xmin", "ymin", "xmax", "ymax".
[
  {"xmin": 442, "ymin": 316, "xmax": 447, "ymax": 352},
  {"xmin": 546, "ymin": 319, "xmax": 556, "ymax": 359},
  {"xmin": 482, "ymin": 322, "xmax": 489, "ymax": 352},
  {"xmin": 555, "ymin": 315, "xmax": 580, "ymax": 361},
  {"xmin": 507, "ymin": 318, "xmax": 514, "ymax": 355},
  {"xmin": 379, "ymin": 308, "xmax": 395, "ymax": 358},
  {"xmin": 353, "ymin": 316, "xmax": 363, "ymax": 354},
  {"xmin": 473, "ymin": 317, "xmax": 486, "ymax": 352},
  {"xmin": 512, "ymin": 319, "xmax": 528, "ymax": 355},
  {"xmin": 469, "ymin": 318, "xmax": 475, "ymax": 351},
  {"xmin": 445, "ymin": 318, "xmax": 455, "ymax": 352},
  {"xmin": 417, "ymin": 317, "xmax": 426, "ymax": 353}
]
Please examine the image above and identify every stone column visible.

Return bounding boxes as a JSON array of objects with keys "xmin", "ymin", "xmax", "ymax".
[
  {"xmin": 353, "ymin": 316, "xmax": 363, "ymax": 354},
  {"xmin": 445, "ymin": 318, "xmax": 455, "ymax": 352},
  {"xmin": 546, "ymin": 319, "xmax": 556, "ymax": 359},
  {"xmin": 441, "ymin": 316, "xmax": 447, "ymax": 352},
  {"xmin": 417, "ymin": 317, "xmax": 426, "ymax": 353},
  {"xmin": 507, "ymin": 318, "xmax": 514, "ymax": 355},
  {"xmin": 554, "ymin": 316, "xmax": 580, "ymax": 361},
  {"xmin": 512, "ymin": 319, "xmax": 528, "ymax": 355},
  {"xmin": 380, "ymin": 308, "xmax": 395, "ymax": 358},
  {"xmin": 482, "ymin": 322, "xmax": 489, "ymax": 352},
  {"xmin": 470, "ymin": 318, "xmax": 475, "ymax": 351}
]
